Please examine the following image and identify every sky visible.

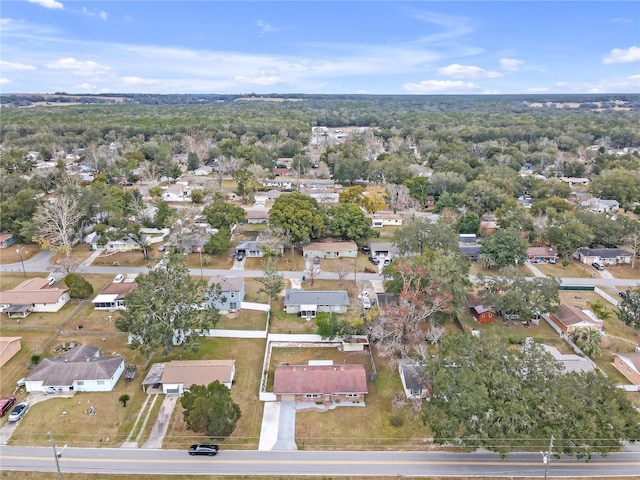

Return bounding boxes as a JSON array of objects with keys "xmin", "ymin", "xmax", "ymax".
[{"xmin": 1, "ymin": 0, "xmax": 639, "ymax": 95}]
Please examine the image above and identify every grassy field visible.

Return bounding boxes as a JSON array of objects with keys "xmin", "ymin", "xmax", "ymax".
[
  {"xmin": 608, "ymin": 263, "xmax": 640, "ymax": 279},
  {"xmin": 216, "ymin": 309, "xmax": 268, "ymax": 330},
  {"xmin": 0, "ymin": 244, "xmax": 40, "ymax": 264},
  {"xmin": 534, "ymin": 260, "xmax": 592, "ymax": 278},
  {"xmin": 161, "ymin": 338, "xmax": 266, "ymax": 450}
]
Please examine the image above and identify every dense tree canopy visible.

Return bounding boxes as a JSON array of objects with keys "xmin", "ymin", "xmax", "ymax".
[
  {"xmin": 327, "ymin": 203, "xmax": 374, "ymax": 241},
  {"xmin": 269, "ymin": 193, "xmax": 325, "ymax": 244},
  {"xmin": 423, "ymin": 331, "xmax": 640, "ymax": 458},
  {"xmin": 116, "ymin": 254, "xmax": 220, "ymax": 356},
  {"xmin": 478, "ymin": 228, "xmax": 527, "ymax": 267},
  {"xmin": 180, "ymin": 381, "xmax": 241, "ymax": 438}
]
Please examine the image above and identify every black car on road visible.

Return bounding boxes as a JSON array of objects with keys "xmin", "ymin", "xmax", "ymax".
[{"xmin": 189, "ymin": 444, "xmax": 219, "ymax": 456}]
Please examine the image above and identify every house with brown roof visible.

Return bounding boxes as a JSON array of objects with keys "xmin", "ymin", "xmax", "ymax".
[
  {"xmin": 465, "ymin": 292, "xmax": 494, "ymax": 323},
  {"xmin": 527, "ymin": 246, "xmax": 558, "ymax": 263},
  {"xmin": 479, "ymin": 214, "xmax": 498, "ymax": 235},
  {"xmin": 24, "ymin": 344, "xmax": 124, "ymax": 393},
  {"xmin": 548, "ymin": 305, "xmax": 604, "ymax": 333},
  {"xmin": 272, "ymin": 364, "xmax": 368, "ymax": 403},
  {"xmin": 0, "ymin": 278, "xmax": 70, "ymax": 317},
  {"xmin": 0, "ymin": 336, "xmax": 22, "ymax": 367},
  {"xmin": 303, "ymin": 240, "xmax": 358, "ymax": 259},
  {"xmin": 142, "ymin": 360, "xmax": 236, "ymax": 394},
  {"xmin": 612, "ymin": 352, "xmax": 640, "ymax": 386},
  {"xmin": 92, "ymin": 281, "xmax": 138, "ymax": 310}
]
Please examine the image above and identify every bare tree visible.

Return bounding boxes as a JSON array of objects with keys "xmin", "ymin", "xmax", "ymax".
[
  {"xmin": 304, "ymin": 258, "xmax": 321, "ymax": 286},
  {"xmin": 32, "ymin": 192, "xmax": 84, "ymax": 265},
  {"xmin": 139, "ymin": 161, "xmax": 160, "ymax": 185},
  {"xmin": 624, "ymin": 228, "xmax": 640, "ymax": 270},
  {"xmin": 334, "ymin": 259, "xmax": 352, "ymax": 286},
  {"xmin": 214, "ymin": 156, "xmax": 242, "ymax": 188}
]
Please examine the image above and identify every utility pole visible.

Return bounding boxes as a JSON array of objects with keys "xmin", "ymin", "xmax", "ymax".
[
  {"xmin": 541, "ymin": 434, "xmax": 555, "ymax": 480},
  {"xmin": 48, "ymin": 430, "xmax": 63, "ymax": 480},
  {"xmin": 16, "ymin": 247, "xmax": 27, "ymax": 278}
]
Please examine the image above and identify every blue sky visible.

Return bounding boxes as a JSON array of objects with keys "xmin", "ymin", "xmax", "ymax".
[{"xmin": 1, "ymin": 0, "xmax": 639, "ymax": 94}]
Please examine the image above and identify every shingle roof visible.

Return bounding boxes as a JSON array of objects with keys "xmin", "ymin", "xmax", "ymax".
[
  {"xmin": 0, "ymin": 278, "xmax": 68, "ymax": 306},
  {"xmin": 209, "ymin": 275, "xmax": 244, "ymax": 292},
  {"xmin": 25, "ymin": 349, "xmax": 123, "ymax": 386},
  {"xmin": 399, "ymin": 362, "xmax": 430, "ymax": 391},
  {"xmin": 552, "ymin": 305, "xmax": 602, "ymax": 327},
  {"xmin": 303, "ymin": 240, "xmax": 357, "ymax": 252},
  {"xmin": 273, "ymin": 364, "xmax": 368, "ymax": 394},
  {"xmin": 614, "ymin": 352, "xmax": 640, "ymax": 375},
  {"xmin": 578, "ymin": 248, "xmax": 631, "ymax": 258},
  {"xmin": 160, "ymin": 360, "xmax": 235, "ymax": 388},
  {"xmin": 284, "ymin": 289, "xmax": 349, "ymax": 306}
]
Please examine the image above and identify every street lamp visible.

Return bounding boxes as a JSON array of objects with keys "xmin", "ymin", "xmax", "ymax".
[
  {"xmin": 16, "ymin": 247, "xmax": 27, "ymax": 278},
  {"xmin": 540, "ymin": 434, "xmax": 555, "ymax": 480},
  {"xmin": 48, "ymin": 430, "xmax": 63, "ymax": 480}
]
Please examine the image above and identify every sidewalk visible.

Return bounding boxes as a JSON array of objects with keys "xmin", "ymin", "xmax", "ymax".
[
  {"xmin": 80, "ymin": 249, "xmax": 103, "ymax": 267},
  {"xmin": 524, "ymin": 262, "xmax": 545, "ymax": 277}
]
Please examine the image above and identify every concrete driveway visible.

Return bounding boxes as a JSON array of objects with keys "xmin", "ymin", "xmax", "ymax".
[{"xmin": 271, "ymin": 401, "xmax": 297, "ymax": 450}]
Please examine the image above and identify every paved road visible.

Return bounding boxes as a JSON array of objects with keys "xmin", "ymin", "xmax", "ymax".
[
  {"xmin": 1, "ymin": 446, "xmax": 639, "ymax": 477},
  {"xmin": 2, "ymin": 252, "xmax": 639, "ymax": 287}
]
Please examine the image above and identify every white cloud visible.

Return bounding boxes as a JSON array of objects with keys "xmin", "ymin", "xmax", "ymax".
[
  {"xmin": 0, "ymin": 78, "xmax": 10, "ymax": 85},
  {"xmin": 257, "ymin": 20, "xmax": 276, "ymax": 34},
  {"xmin": 46, "ymin": 58, "xmax": 111, "ymax": 76},
  {"xmin": 438, "ymin": 64, "xmax": 501, "ymax": 78},
  {"xmin": 555, "ymin": 82, "xmax": 568, "ymax": 87},
  {"xmin": 0, "ymin": 60, "xmax": 37, "ymax": 71},
  {"xmin": 120, "ymin": 76, "xmax": 163, "ymax": 87},
  {"xmin": 27, "ymin": 0, "xmax": 63, "ymax": 10},
  {"xmin": 500, "ymin": 58, "xmax": 524, "ymax": 71},
  {"xmin": 403, "ymin": 79, "xmax": 476, "ymax": 93},
  {"xmin": 235, "ymin": 74, "xmax": 284, "ymax": 86},
  {"xmin": 79, "ymin": 6, "xmax": 108, "ymax": 20},
  {"xmin": 527, "ymin": 87, "xmax": 548, "ymax": 93},
  {"xmin": 603, "ymin": 46, "xmax": 640, "ymax": 64}
]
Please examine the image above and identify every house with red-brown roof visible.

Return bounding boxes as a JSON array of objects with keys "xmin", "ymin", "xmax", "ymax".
[
  {"xmin": 273, "ymin": 364, "xmax": 368, "ymax": 404},
  {"xmin": 548, "ymin": 305, "xmax": 604, "ymax": 334},
  {"xmin": 612, "ymin": 351, "xmax": 640, "ymax": 386},
  {"xmin": 0, "ymin": 233, "xmax": 16, "ymax": 249},
  {"xmin": 465, "ymin": 292, "xmax": 494, "ymax": 323},
  {"xmin": 527, "ymin": 246, "xmax": 558, "ymax": 263},
  {"xmin": 0, "ymin": 278, "xmax": 70, "ymax": 317}
]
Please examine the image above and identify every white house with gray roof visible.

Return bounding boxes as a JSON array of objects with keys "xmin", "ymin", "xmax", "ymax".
[
  {"xmin": 284, "ymin": 289, "xmax": 350, "ymax": 317},
  {"xmin": 23, "ymin": 345, "xmax": 124, "ymax": 393},
  {"xmin": 576, "ymin": 248, "xmax": 632, "ymax": 265}
]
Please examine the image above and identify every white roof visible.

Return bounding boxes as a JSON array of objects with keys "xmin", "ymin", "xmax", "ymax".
[{"xmin": 92, "ymin": 294, "xmax": 119, "ymax": 303}]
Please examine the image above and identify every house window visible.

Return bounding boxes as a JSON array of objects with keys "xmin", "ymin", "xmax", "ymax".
[
  {"xmin": 305, "ymin": 394, "xmax": 320, "ymax": 399},
  {"xmin": 229, "ymin": 292, "xmax": 235, "ymax": 298},
  {"xmin": 97, "ymin": 380, "xmax": 105, "ymax": 385},
  {"xmin": 230, "ymin": 302, "xmax": 237, "ymax": 310},
  {"xmin": 77, "ymin": 381, "xmax": 84, "ymax": 385},
  {"xmin": 410, "ymin": 389, "xmax": 422, "ymax": 396},
  {"xmin": 346, "ymin": 393, "xmax": 359, "ymax": 398}
]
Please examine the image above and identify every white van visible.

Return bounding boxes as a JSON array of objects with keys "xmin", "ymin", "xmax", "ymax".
[{"xmin": 592, "ymin": 262, "xmax": 605, "ymax": 271}]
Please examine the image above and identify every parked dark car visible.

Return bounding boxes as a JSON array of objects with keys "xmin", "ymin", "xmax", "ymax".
[
  {"xmin": 368, "ymin": 256, "xmax": 379, "ymax": 265},
  {"xmin": 0, "ymin": 396, "xmax": 16, "ymax": 417},
  {"xmin": 188, "ymin": 444, "xmax": 219, "ymax": 456},
  {"xmin": 361, "ymin": 245, "xmax": 370, "ymax": 254},
  {"xmin": 8, "ymin": 401, "xmax": 28, "ymax": 422},
  {"xmin": 619, "ymin": 291, "xmax": 628, "ymax": 299},
  {"xmin": 236, "ymin": 251, "xmax": 245, "ymax": 261}
]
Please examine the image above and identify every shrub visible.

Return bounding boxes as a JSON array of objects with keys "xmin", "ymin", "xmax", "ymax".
[
  {"xmin": 390, "ymin": 413, "xmax": 405, "ymax": 427},
  {"xmin": 64, "ymin": 273, "xmax": 94, "ymax": 299}
]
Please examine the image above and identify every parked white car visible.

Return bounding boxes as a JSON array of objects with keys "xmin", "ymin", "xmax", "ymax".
[{"xmin": 113, "ymin": 274, "xmax": 125, "ymax": 283}]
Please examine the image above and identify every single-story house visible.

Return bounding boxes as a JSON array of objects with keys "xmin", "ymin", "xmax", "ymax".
[
  {"xmin": 140, "ymin": 228, "xmax": 170, "ymax": 245},
  {"xmin": 370, "ymin": 242, "xmax": 400, "ymax": 259},
  {"xmin": 206, "ymin": 276, "xmax": 245, "ymax": 312},
  {"xmin": 0, "ymin": 233, "xmax": 16, "ymax": 249},
  {"xmin": 527, "ymin": 246, "xmax": 558, "ymax": 263},
  {"xmin": 303, "ymin": 240, "xmax": 358, "ymax": 259},
  {"xmin": 263, "ymin": 178, "xmax": 293, "ymax": 190},
  {"xmin": 273, "ymin": 167, "xmax": 292, "ymax": 176},
  {"xmin": 548, "ymin": 305, "xmax": 604, "ymax": 333},
  {"xmin": 560, "ymin": 176, "xmax": 590, "ymax": 187},
  {"xmin": 612, "ymin": 352, "xmax": 640, "ymax": 386},
  {"xmin": 368, "ymin": 213, "xmax": 403, "ymax": 228},
  {"xmin": 284, "ymin": 289, "xmax": 350, "ymax": 317},
  {"xmin": 398, "ymin": 361, "xmax": 431, "ymax": 400},
  {"xmin": 309, "ymin": 192, "xmax": 340, "ymax": 205},
  {"xmin": 0, "ymin": 278, "xmax": 70, "ymax": 317},
  {"xmin": 465, "ymin": 292, "xmax": 494, "ymax": 323},
  {"xmin": 92, "ymin": 281, "xmax": 138, "ymax": 310},
  {"xmin": 24, "ymin": 344, "xmax": 124, "ymax": 393},
  {"xmin": 576, "ymin": 248, "xmax": 632, "ymax": 265},
  {"xmin": 541, "ymin": 344, "xmax": 595, "ymax": 374},
  {"xmin": 235, "ymin": 236, "xmax": 284, "ymax": 258},
  {"xmin": 581, "ymin": 198, "xmax": 620, "ymax": 214},
  {"xmin": 142, "ymin": 360, "xmax": 236, "ymax": 394},
  {"xmin": 246, "ymin": 210, "xmax": 270, "ymax": 224},
  {"xmin": 273, "ymin": 364, "xmax": 368, "ymax": 403},
  {"xmin": 0, "ymin": 336, "xmax": 22, "ymax": 367},
  {"xmin": 90, "ymin": 236, "xmax": 141, "ymax": 252},
  {"xmin": 459, "ymin": 245, "xmax": 481, "ymax": 261},
  {"xmin": 161, "ymin": 183, "xmax": 192, "ymax": 202},
  {"xmin": 479, "ymin": 214, "xmax": 498, "ymax": 235}
]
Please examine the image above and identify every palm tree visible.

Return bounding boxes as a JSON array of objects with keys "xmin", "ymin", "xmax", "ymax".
[
  {"xmin": 118, "ymin": 394, "xmax": 131, "ymax": 407},
  {"xmin": 573, "ymin": 328, "xmax": 603, "ymax": 357},
  {"xmin": 589, "ymin": 300, "xmax": 613, "ymax": 321}
]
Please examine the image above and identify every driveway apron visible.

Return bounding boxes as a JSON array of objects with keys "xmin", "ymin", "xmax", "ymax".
[{"xmin": 271, "ymin": 401, "xmax": 297, "ymax": 450}]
